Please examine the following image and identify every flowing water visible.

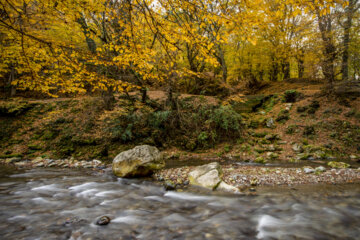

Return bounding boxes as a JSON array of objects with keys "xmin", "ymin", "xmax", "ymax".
[{"xmin": 0, "ymin": 165, "xmax": 359, "ymax": 240}]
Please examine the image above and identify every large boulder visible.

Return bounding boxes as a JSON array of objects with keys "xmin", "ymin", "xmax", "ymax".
[
  {"xmin": 188, "ymin": 162, "xmax": 223, "ymax": 190},
  {"xmin": 112, "ymin": 145, "xmax": 164, "ymax": 177}
]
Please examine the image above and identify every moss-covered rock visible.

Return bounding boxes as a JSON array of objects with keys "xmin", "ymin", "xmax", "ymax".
[
  {"xmin": 112, "ymin": 145, "xmax": 165, "ymax": 177},
  {"xmin": 327, "ymin": 161, "xmax": 350, "ymax": 169}
]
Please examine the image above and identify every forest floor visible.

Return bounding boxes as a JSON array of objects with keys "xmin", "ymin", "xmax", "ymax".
[{"xmin": 1, "ymin": 79, "xmax": 359, "ymax": 189}]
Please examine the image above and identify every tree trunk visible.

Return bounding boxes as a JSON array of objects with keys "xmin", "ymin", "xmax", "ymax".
[
  {"xmin": 298, "ymin": 59, "xmax": 304, "ymax": 78},
  {"xmin": 141, "ymin": 87, "xmax": 147, "ymax": 103},
  {"xmin": 216, "ymin": 45, "xmax": 228, "ymax": 82},
  {"xmin": 341, "ymin": 0, "xmax": 357, "ymax": 81},
  {"xmin": 77, "ymin": 16, "xmax": 97, "ymax": 53},
  {"xmin": 317, "ymin": 12, "xmax": 336, "ymax": 89},
  {"xmin": 5, "ymin": 65, "xmax": 16, "ymax": 98},
  {"xmin": 270, "ymin": 56, "xmax": 279, "ymax": 82},
  {"xmin": 281, "ymin": 61, "xmax": 290, "ymax": 80},
  {"xmin": 102, "ymin": 87, "xmax": 115, "ymax": 110}
]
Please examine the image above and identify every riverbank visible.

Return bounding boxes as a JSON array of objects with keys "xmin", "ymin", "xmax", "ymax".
[
  {"xmin": 154, "ymin": 163, "xmax": 360, "ymax": 189},
  {"xmin": 1, "ymin": 81, "xmax": 359, "ymax": 191},
  {"xmin": 2, "ymin": 156, "xmax": 360, "ymax": 191}
]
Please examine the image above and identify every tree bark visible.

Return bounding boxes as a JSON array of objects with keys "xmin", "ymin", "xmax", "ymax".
[
  {"xmin": 341, "ymin": 0, "xmax": 357, "ymax": 81},
  {"xmin": 317, "ymin": 11, "xmax": 336, "ymax": 88},
  {"xmin": 281, "ymin": 61, "xmax": 290, "ymax": 80},
  {"xmin": 77, "ymin": 16, "xmax": 97, "ymax": 53},
  {"xmin": 215, "ymin": 45, "xmax": 228, "ymax": 82}
]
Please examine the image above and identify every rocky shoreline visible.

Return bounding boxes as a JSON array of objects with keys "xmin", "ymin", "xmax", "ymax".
[
  {"xmin": 154, "ymin": 164, "xmax": 360, "ymax": 190},
  {"xmin": 0, "ymin": 157, "xmax": 108, "ymax": 170},
  {"xmin": 2, "ymin": 155, "xmax": 360, "ymax": 194}
]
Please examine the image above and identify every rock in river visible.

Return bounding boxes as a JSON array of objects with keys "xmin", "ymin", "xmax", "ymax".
[
  {"xmin": 96, "ymin": 216, "xmax": 111, "ymax": 226},
  {"xmin": 217, "ymin": 181, "xmax": 240, "ymax": 193},
  {"xmin": 112, "ymin": 145, "xmax": 164, "ymax": 178},
  {"xmin": 188, "ymin": 162, "xmax": 222, "ymax": 190}
]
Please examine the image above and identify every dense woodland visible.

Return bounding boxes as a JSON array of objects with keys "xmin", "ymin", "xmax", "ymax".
[{"xmin": 0, "ymin": 0, "xmax": 359, "ymax": 104}]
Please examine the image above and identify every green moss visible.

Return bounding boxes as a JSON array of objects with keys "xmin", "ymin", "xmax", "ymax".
[
  {"xmin": 276, "ymin": 110, "xmax": 290, "ymax": 122},
  {"xmin": 255, "ymin": 156, "xmax": 267, "ymax": 164},
  {"xmin": 254, "ymin": 147, "xmax": 266, "ymax": 153},
  {"xmin": 28, "ymin": 144, "xmax": 42, "ymax": 150},
  {"xmin": 286, "ymin": 125, "xmax": 297, "ymax": 134},
  {"xmin": 223, "ymin": 144, "xmax": 231, "ymax": 153},
  {"xmin": 253, "ymin": 132, "xmax": 268, "ymax": 138}
]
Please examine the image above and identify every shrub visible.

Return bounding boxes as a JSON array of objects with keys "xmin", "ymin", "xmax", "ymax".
[
  {"xmin": 149, "ymin": 111, "xmax": 171, "ymax": 129},
  {"xmin": 211, "ymin": 105, "xmax": 242, "ymax": 131}
]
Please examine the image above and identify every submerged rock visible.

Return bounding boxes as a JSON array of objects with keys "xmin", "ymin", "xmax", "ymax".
[
  {"xmin": 163, "ymin": 181, "xmax": 176, "ymax": 191},
  {"xmin": 112, "ymin": 145, "xmax": 164, "ymax": 178},
  {"xmin": 188, "ymin": 162, "xmax": 222, "ymax": 190},
  {"xmin": 96, "ymin": 216, "xmax": 111, "ymax": 226}
]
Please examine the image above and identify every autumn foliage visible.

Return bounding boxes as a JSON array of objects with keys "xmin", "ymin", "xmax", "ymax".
[{"xmin": 0, "ymin": 0, "xmax": 358, "ymax": 98}]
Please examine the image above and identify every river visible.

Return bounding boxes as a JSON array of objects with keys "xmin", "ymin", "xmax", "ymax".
[{"xmin": 0, "ymin": 165, "xmax": 359, "ymax": 239}]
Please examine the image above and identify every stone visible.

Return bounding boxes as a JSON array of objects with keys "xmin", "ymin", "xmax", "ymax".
[
  {"xmin": 350, "ymin": 155, "xmax": 358, "ymax": 160},
  {"xmin": 315, "ymin": 166, "xmax": 326, "ymax": 172},
  {"xmin": 34, "ymin": 162, "xmax": 44, "ymax": 167},
  {"xmin": 48, "ymin": 162, "xmax": 57, "ymax": 167},
  {"xmin": 14, "ymin": 161, "xmax": 27, "ymax": 167},
  {"xmin": 285, "ymin": 103, "xmax": 293, "ymax": 111},
  {"xmin": 217, "ymin": 181, "xmax": 240, "ymax": 193},
  {"xmin": 303, "ymin": 167, "xmax": 315, "ymax": 174},
  {"xmin": 92, "ymin": 159, "xmax": 102, "ymax": 166},
  {"xmin": 292, "ymin": 143, "xmax": 303, "ymax": 153},
  {"xmin": 188, "ymin": 162, "xmax": 222, "ymax": 190},
  {"xmin": 5, "ymin": 157, "xmax": 21, "ymax": 164},
  {"xmin": 32, "ymin": 157, "xmax": 43, "ymax": 164},
  {"xmin": 266, "ymin": 118, "xmax": 275, "ymax": 128},
  {"xmin": 296, "ymin": 153, "xmax": 311, "ymax": 160},
  {"xmin": 164, "ymin": 181, "xmax": 176, "ymax": 191},
  {"xmin": 112, "ymin": 145, "xmax": 164, "ymax": 178},
  {"xmin": 96, "ymin": 216, "xmax": 111, "ymax": 226},
  {"xmin": 327, "ymin": 161, "xmax": 350, "ymax": 169}
]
